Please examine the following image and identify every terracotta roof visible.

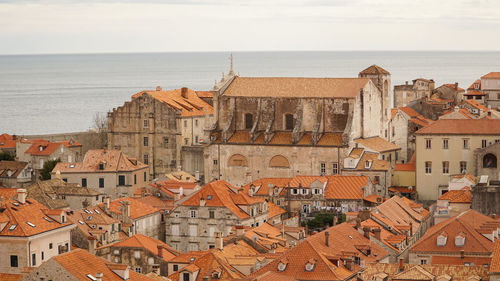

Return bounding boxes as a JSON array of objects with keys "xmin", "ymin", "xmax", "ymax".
[
  {"xmin": 394, "ymin": 162, "xmax": 415, "ymax": 172},
  {"xmin": 443, "ymin": 84, "xmax": 465, "ymax": 92},
  {"xmin": 353, "ymin": 151, "xmax": 390, "ymax": 171},
  {"xmin": 0, "ymin": 273, "xmax": 22, "ymax": 281},
  {"xmin": 26, "ymin": 178, "xmax": 92, "ymax": 209},
  {"xmin": 399, "ymin": 107, "xmax": 421, "ymax": 118},
  {"xmin": 440, "ymin": 108, "xmax": 475, "ymax": 119},
  {"xmin": 468, "ymin": 79, "xmax": 481, "ymax": 90},
  {"xmin": 249, "ymin": 239, "xmax": 355, "ymax": 281},
  {"xmin": 53, "ymin": 149, "xmax": 147, "ymax": 173},
  {"xmin": 359, "ymin": 65, "xmax": 390, "ymax": 75},
  {"xmin": 355, "ymin": 137, "xmax": 400, "ymax": 153},
  {"xmin": 491, "ymin": 239, "xmax": 500, "ymax": 273},
  {"xmin": 289, "ymin": 175, "xmax": 328, "ymax": 188},
  {"xmin": 410, "ymin": 209, "xmax": 497, "ymax": 255},
  {"xmin": 165, "ymin": 170, "xmax": 197, "ymax": 183},
  {"xmin": 362, "ymin": 263, "xmax": 489, "ymax": 281},
  {"xmin": 415, "ymin": 119, "xmax": 500, "ymax": 135},
  {"xmin": 242, "ymin": 178, "xmax": 292, "ymax": 196},
  {"xmin": 464, "ymin": 99, "xmax": 488, "ymax": 112},
  {"xmin": 324, "ymin": 175, "xmax": 369, "ymax": 200},
  {"xmin": 99, "ymin": 234, "xmax": 179, "ymax": 262},
  {"xmin": 348, "ymin": 148, "xmax": 364, "ymax": 159},
  {"xmin": 66, "ymin": 207, "xmax": 119, "ymax": 237},
  {"xmin": 430, "ymin": 255, "xmax": 492, "ymax": 266},
  {"xmin": 98, "ymin": 197, "xmax": 160, "ymax": 220},
  {"xmin": 374, "ymin": 196, "xmax": 427, "ymax": 235},
  {"xmin": 59, "ymin": 140, "xmax": 82, "ymax": 147},
  {"xmin": 223, "ymin": 76, "xmax": 371, "ymax": 98},
  {"xmin": 237, "ymin": 271, "xmax": 298, "ymax": 281},
  {"xmin": 25, "ymin": 141, "xmax": 63, "ymax": 156},
  {"xmin": 464, "ymin": 91, "xmax": 486, "ymax": 96},
  {"xmin": 180, "ymin": 180, "xmax": 251, "ymax": 219},
  {"xmin": 0, "ymin": 161, "xmax": 28, "ymax": 178},
  {"xmin": 316, "ymin": 133, "xmax": 343, "ymax": 146},
  {"xmin": 0, "ymin": 196, "xmax": 74, "ymax": 237},
  {"xmin": 195, "ymin": 91, "xmax": 215, "ymax": 98},
  {"xmin": 135, "ymin": 196, "xmax": 174, "ymax": 211},
  {"xmin": 389, "ymin": 186, "xmax": 416, "ymax": 194},
  {"xmin": 268, "ymin": 132, "xmax": 293, "ymax": 145},
  {"xmin": 363, "ymin": 194, "xmax": 387, "ymax": 204},
  {"xmin": 438, "ymin": 187, "xmax": 472, "ymax": 203},
  {"xmin": 268, "ymin": 202, "xmax": 286, "ymax": 219},
  {"xmin": 52, "ymin": 249, "xmax": 155, "ymax": 281},
  {"xmin": 229, "ymin": 131, "xmax": 251, "ymax": 143},
  {"xmin": 481, "ymin": 72, "xmax": 500, "ymax": 79},
  {"xmin": 132, "ymin": 88, "xmax": 213, "ymax": 118},
  {"xmin": 0, "ymin": 134, "xmax": 16, "ymax": 149}
]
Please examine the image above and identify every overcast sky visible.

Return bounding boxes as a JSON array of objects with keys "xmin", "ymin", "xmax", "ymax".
[{"xmin": 0, "ymin": 0, "xmax": 499, "ymax": 54}]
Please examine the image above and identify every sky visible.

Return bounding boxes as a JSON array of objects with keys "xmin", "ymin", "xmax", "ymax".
[{"xmin": 0, "ymin": 0, "xmax": 499, "ymax": 54}]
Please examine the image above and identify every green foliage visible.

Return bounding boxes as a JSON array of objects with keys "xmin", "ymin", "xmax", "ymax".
[
  {"xmin": 0, "ymin": 151, "xmax": 14, "ymax": 161},
  {"xmin": 40, "ymin": 158, "xmax": 61, "ymax": 180},
  {"xmin": 307, "ymin": 213, "xmax": 336, "ymax": 229}
]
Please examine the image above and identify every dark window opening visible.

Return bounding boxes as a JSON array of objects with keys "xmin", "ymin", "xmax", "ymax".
[
  {"xmin": 285, "ymin": 114, "xmax": 294, "ymax": 130},
  {"xmin": 483, "ymin": 153, "xmax": 497, "ymax": 168},
  {"xmin": 245, "ymin": 113, "xmax": 253, "ymax": 129}
]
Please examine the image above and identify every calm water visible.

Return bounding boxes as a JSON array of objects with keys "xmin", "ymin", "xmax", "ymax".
[{"xmin": 1, "ymin": 51, "xmax": 499, "ymax": 135}]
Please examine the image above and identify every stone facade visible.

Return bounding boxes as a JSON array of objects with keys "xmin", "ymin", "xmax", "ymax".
[
  {"xmin": 474, "ymin": 141, "xmax": 500, "ymax": 180},
  {"xmin": 204, "ymin": 65, "xmax": 391, "ymax": 187}
]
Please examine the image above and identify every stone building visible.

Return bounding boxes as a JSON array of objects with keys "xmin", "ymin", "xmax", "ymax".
[
  {"xmin": 0, "ymin": 160, "xmax": 32, "ymax": 187},
  {"xmin": 204, "ymin": 65, "xmax": 391, "ymax": 186},
  {"xmin": 393, "ymin": 78, "xmax": 435, "ymax": 108},
  {"xmin": 471, "ymin": 178, "xmax": 500, "ymax": 216},
  {"xmin": 0, "ymin": 189, "xmax": 75, "ymax": 274},
  {"xmin": 107, "ymin": 86, "xmax": 214, "ymax": 179},
  {"xmin": 481, "ymin": 72, "xmax": 500, "ymax": 109},
  {"xmin": 474, "ymin": 141, "xmax": 500, "ymax": 180},
  {"xmin": 52, "ymin": 149, "xmax": 149, "ymax": 199},
  {"xmin": 415, "ymin": 119, "xmax": 500, "ymax": 200},
  {"xmin": 432, "ymin": 83, "xmax": 465, "ymax": 104},
  {"xmin": 165, "ymin": 180, "xmax": 270, "ymax": 252}
]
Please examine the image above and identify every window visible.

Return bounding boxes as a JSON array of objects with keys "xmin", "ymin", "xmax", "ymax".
[
  {"xmin": 195, "ymin": 119, "xmax": 198, "ymax": 127},
  {"xmin": 285, "ymin": 114, "xmax": 294, "ymax": 130},
  {"xmin": 320, "ymin": 162, "xmax": 326, "ymax": 175},
  {"xmin": 195, "ymin": 136, "xmax": 199, "ymax": 144},
  {"xmin": 420, "ymin": 259, "xmax": 427, "ymax": 265},
  {"xmin": 291, "ymin": 189, "xmax": 298, "ymax": 195},
  {"xmin": 392, "ymin": 126, "xmax": 395, "ymax": 137},
  {"xmin": 143, "ymin": 119, "xmax": 149, "ymax": 128},
  {"xmin": 209, "ymin": 210, "xmax": 215, "ymax": 219},
  {"xmin": 396, "ymin": 151, "xmax": 398, "ymax": 161},
  {"xmin": 144, "ymin": 172, "xmax": 147, "ymax": 181},
  {"xmin": 190, "ymin": 210, "xmax": 197, "ymax": 218},
  {"xmin": 49, "ymin": 243, "xmax": 53, "ymax": 249},
  {"xmin": 118, "ymin": 175, "xmax": 125, "ymax": 186},
  {"xmin": 460, "ymin": 161, "xmax": 467, "ymax": 173},
  {"xmin": 183, "ymin": 273, "xmax": 190, "ymax": 281},
  {"xmin": 32, "ymin": 253, "xmax": 36, "ymax": 266},
  {"xmin": 10, "ymin": 255, "xmax": 18, "ymax": 267},
  {"xmin": 171, "ymin": 225, "xmax": 179, "ymax": 236},
  {"xmin": 143, "ymin": 137, "xmax": 148, "ymax": 146},
  {"xmin": 81, "ymin": 178, "xmax": 87, "ymax": 187},
  {"xmin": 135, "ymin": 267, "xmax": 142, "ymax": 273},
  {"xmin": 332, "ymin": 163, "xmax": 338, "ymax": 174},
  {"xmin": 483, "ymin": 153, "xmax": 497, "ymax": 168},
  {"xmin": 425, "ymin": 139, "xmax": 432, "ymax": 149},
  {"xmin": 425, "ymin": 162, "xmax": 432, "ymax": 174},
  {"xmin": 463, "ymin": 139, "xmax": 469, "ymax": 149},
  {"xmin": 184, "ymin": 138, "xmax": 188, "ymax": 145},
  {"xmin": 134, "ymin": 174, "xmax": 137, "ymax": 185},
  {"xmin": 144, "ymin": 154, "xmax": 149, "ymax": 164},
  {"xmin": 213, "ymin": 159, "xmax": 218, "ymax": 165},
  {"xmin": 189, "ymin": 225, "xmax": 197, "ymax": 236},
  {"xmin": 42, "ymin": 251, "xmax": 44, "ymax": 261},
  {"xmin": 173, "ymin": 265, "xmax": 179, "ymax": 272},
  {"xmin": 245, "ymin": 113, "xmax": 253, "ymax": 129},
  {"xmin": 443, "ymin": 139, "xmax": 449, "ymax": 149},
  {"xmin": 184, "ymin": 120, "xmax": 187, "ymax": 127},
  {"xmin": 442, "ymin": 161, "xmax": 449, "ymax": 174},
  {"xmin": 482, "ymin": 139, "xmax": 487, "ymax": 148},
  {"xmin": 163, "ymin": 137, "xmax": 169, "ymax": 148},
  {"xmin": 99, "ymin": 178, "xmax": 104, "ymax": 188},
  {"xmin": 62, "ymin": 178, "xmax": 67, "ymax": 182}
]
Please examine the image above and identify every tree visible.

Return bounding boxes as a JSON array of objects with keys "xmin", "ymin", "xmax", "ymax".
[
  {"xmin": 40, "ymin": 158, "xmax": 61, "ymax": 180},
  {"xmin": 89, "ymin": 112, "xmax": 108, "ymax": 149},
  {"xmin": 0, "ymin": 151, "xmax": 14, "ymax": 161}
]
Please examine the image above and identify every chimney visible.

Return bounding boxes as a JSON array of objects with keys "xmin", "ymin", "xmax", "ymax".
[
  {"xmin": 373, "ymin": 228, "xmax": 381, "ymax": 241},
  {"xmin": 363, "ymin": 227, "xmax": 370, "ymax": 239},
  {"xmin": 398, "ymin": 258, "xmax": 404, "ymax": 273},
  {"xmin": 409, "ymin": 221, "xmax": 413, "ymax": 237},
  {"xmin": 157, "ymin": 245, "xmax": 163, "ymax": 258},
  {"xmin": 181, "ymin": 87, "xmax": 188, "ymax": 98},
  {"xmin": 405, "ymin": 81, "xmax": 408, "ymax": 86},
  {"xmin": 215, "ymin": 232, "xmax": 223, "ymax": 250},
  {"xmin": 174, "ymin": 193, "xmax": 180, "ymax": 201},
  {"xmin": 104, "ymin": 197, "xmax": 110, "ymax": 213},
  {"xmin": 454, "ymin": 106, "xmax": 459, "ymax": 112},
  {"xmin": 195, "ymin": 171, "xmax": 200, "ymax": 181},
  {"xmin": 236, "ymin": 225, "xmax": 245, "ymax": 236},
  {"xmin": 122, "ymin": 201, "xmax": 130, "ymax": 218},
  {"xmin": 88, "ymin": 236, "xmax": 97, "ymax": 255},
  {"xmin": 17, "ymin": 188, "xmax": 27, "ymax": 204},
  {"xmin": 156, "ymin": 86, "xmax": 162, "ymax": 91},
  {"xmin": 325, "ymin": 231, "xmax": 330, "ymax": 247},
  {"xmin": 200, "ymin": 197, "xmax": 206, "ymax": 207},
  {"xmin": 95, "ymin": 272, "xmax": 103, "ymax": 281},
  {"xmin": 455, "ymin": 82, "xmax": 458, "ymax": 89}
]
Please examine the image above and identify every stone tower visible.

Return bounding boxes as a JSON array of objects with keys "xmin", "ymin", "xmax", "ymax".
[{"xmin": 358, "ymin": 65, "xmax": 391, "ymax": 139}]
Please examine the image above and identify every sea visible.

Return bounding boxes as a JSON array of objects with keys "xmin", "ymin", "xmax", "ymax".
[{"xmin": 1, "ymin": 51, "xmax": 500, "ymax": 135}]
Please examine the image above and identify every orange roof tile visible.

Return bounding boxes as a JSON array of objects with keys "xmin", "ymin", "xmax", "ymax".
[
  {"xmin": 363, "ymin": 194, "xmax": 387, "ymax": 204},
  {"xmin": 464, "ymin": 99, "xmax": 488, "ymax": 112},
  {"xmin": 362, "ymin": 263, "xmax": 489, "ymax": 281},
  {"xmin": 416, "ymin": 119, "xmax": 500, "ymax": 135},
  {"xmin": 242, "ymin": 178, "xmax": 292, "ymax": 196},
  {"xmin": 223, "ymin": 77, "xmax": 371, "ymax": 98},
  {"xmin": 98, "ymin": 197, "xmax": 160, "ymax": 220},
  {"xmin": 464, "ymin": 91, "xmax": 486, "ymax": 96},
  {"xmin": 355, "ymin": 137, "xmax": 400, "ymax": 152},
  {"xmin": 438, "ymin": 187, "xmax": 472, "ymax": 203},
  {"xmin": 481, "ymin": 72, "xmax": 500, "ymax": 79},
  {"xmin": 316, "ymin": 133, "xmax": 343, "ymax": 146},
  {"xmin": 0, "ymin": 134, "xmax": 16, "ymax": 149},
  {"xmin": 395, "ymin": 162, "xmax": 415, "ymax": 172},
  {"xmin": 53, "ymin": 149, "xmax": 147, "ymax": 173},
  {"xmin": 359, "ymin": 65, "xmax": 390, "ymax": 75},
  {"xmin": 99, "ymin": 234, "xmax": 179, "ymax": 262},
  {"xmin": 491, "ymin": 239, "xmax": 500, "ymax": 273},
  {"xmin": 268, "ymin": 202, "xmax": 286, "ymax": 219},
  {"xmin": 324, "ymin": 175, "xmax": 369, "ymax": 200},
  {"xmin": 0, "ymin": 161, "xmax": 29, "ymax": 178},
  {"xmin": 268, "ymin": 132, "xmax": 292, "ymax": 145},
  {"xmin": 25, "ymin": 141, "xmax": 63, "ymax": 156},
  {"xmin": 0, "ymin": 273, "xmax": 22, "ymax": 281},
  {"xmin": 430, "ymin": 255, "xmax": 492, "ymax": 266},
  {"xmin": 228, "ymin": 131, "xmax": 251, "ymax": 143},
  {"xmin": 53, "ymin": 249, "xmax": 155, "ymax": 281}
]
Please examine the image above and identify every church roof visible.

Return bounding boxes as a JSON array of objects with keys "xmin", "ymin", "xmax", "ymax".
[{"xmin": 359, "ymin": 65, "xmax": 390, "ymax": 75}]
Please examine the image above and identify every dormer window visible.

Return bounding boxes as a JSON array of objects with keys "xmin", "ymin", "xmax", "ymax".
[
  {"xmin": 455, "ymin": 234, "xmax": 466, "ymax": 247},
  {"xmin": 436, "ymin": 233, "xmax": 447, "ymax": 246},
  {"xmin": 365, "ymin": 160, "xmax": 372, "ymax": 169},
  {"xmin": 277, "ymin": 259, "xmax": 288, "ymax": 272},
  {"xmin": 305, "ymin": 259, "xmax": 317, "ymax": 271},
  {"xmin": 211, "ymin": 269, "xmax": 222, "ymax": 279},
  {"xmin": 99, "ymin": 163, "xmax": 104, "ymax": 170}
]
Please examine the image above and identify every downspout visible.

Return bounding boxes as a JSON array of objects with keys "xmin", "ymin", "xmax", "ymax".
[
  {"xmin": 28, "ymin": 240, "xmax": 31, "ymax": 267},
  {"xmin": 218, "ymin": 144, "xmax": 221, "ymax": 180}
]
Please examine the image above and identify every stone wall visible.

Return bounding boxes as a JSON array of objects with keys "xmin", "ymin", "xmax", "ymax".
[{"xmin": 471, "ymin": 185, "xmax": 500, "ymax": 215}]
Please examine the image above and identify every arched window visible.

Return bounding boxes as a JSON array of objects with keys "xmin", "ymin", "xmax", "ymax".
[
  {"xmin": 285, "ymin": 114, "xmax": 294, "ymax": 130},
  {"xmin": 244, "ymin": 113, "xmax": 253, "ymax": 129},
  {"xmin": 483, "ymin": 153, "xmax": 497, "ymax": 168},
  {"xmin": 269, "ymin": 155, "xmax": 290, "ymax": 168},
  {"xmin": 228, "ymin": 154, "xmax": 248, "ymax": 167}
]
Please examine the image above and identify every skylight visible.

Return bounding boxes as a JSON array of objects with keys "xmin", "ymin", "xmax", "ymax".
[
  {"xmin": 70, "ymin": 164, "xmax": 75, "ymax": 168},
  {"xmin": 84, "ymin": 209, "xmax": 93, "ymax": 214},
  {"xmin": 27, "ymin": 222, "xmax": 36, "ymax": 228},
  {"xmin": 8, "ymin": 224, "xmax": 17, "ymax": 231},
  {"xmin": 78, "ymin": 220, "xmax": 84, "ymax": 225},
  {"xmin": 86, "ymin": 274, "xmax": 97, "ymax": 281},
  {"xmin": 12, "ymin": 202, "xmax": 19, "ymax": 206},
  {"xmin": 94, "ymin": 209, "xmax": 100, "ymax": 214},
  {"xmin": 207, "ymin": 195, "xmax": 213, "ymax": 200},
  {"xmin": 43, "ymin": 217, "xmax": 53, "ymax": 223}
]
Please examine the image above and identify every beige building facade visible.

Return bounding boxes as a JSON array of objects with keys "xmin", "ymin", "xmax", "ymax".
[
  {"xmin": 415, "ymin": 119, "xmax": 500, "ymax": 200},
  {"xmin": 393, "ymin": 78, "xmax": 435, "ymax": 108}
]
